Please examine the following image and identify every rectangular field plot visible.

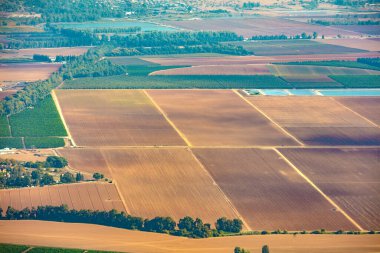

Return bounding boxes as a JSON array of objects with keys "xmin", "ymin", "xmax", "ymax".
[
  {"xmin": 280, "ymin": 148, "xmax": 380, "ymax": 230},
  {"xmin": 0, "ymin": 63, "xmax": 61, "ymax": 82},
  {"xmin": 336, "ymin": 97, "xmax": 380, "ymax": 126},
  {"xmin": 54, "ymin": 90, "xmax": 185, "ymax": 147},
  {"xmin": 192, "ymin": 148, "xmax": 354, "ymax": 231},
  {"xmin": 98, "ymin": 148, "xmax": 239, "ymax": 225},
  {"xmin": 0, "ymin": 182, "xmax": 125, "ymax": 215},
  {"xmin": 147, "ymin": 90, "xmax": 297, "ymax": 146},
  {"xmin": 248, "ymin": 96, "xmax": 380, "ymax": 146}
]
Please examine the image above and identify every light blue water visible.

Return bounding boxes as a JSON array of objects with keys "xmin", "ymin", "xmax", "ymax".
[
  {"xmin": 319, "ymin": 89, "xmax": 380, "ymax": 96},
  {"xmin": 247, "ymin": 89, "xmax": 380, "ymax": 96},
  {"xmin": 262, "ymin": 90, "xmax": 289, "ymax": 96},
  {"xmin": 289, "ymin": 89, "xmax": 317, "ymax": 96}
]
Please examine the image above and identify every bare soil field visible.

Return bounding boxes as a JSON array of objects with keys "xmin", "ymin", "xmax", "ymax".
[
  {"xmin": 268, "ymin": 65, "xmax": 380, "ymax": 76},
  {"xmin": 192, "ymin": 148, "xmax": 354, "ymax": 231},
  {"xmin": 317, "ymin": 38, "xmax": 380, "ymax": 52},
  {"xmin": 0, "ymin": 63, "xmax": 61, "ymax": 82},
  {"xmin": 64, "ymin": 148, "xmax": 239, "ymax": 224},
  {"xmin": 0, "ymin": 149, "xmax": 54, "ymax": 162},
  {"xmin": 2, "ymin": 221, "xmax": 380, "ymax": 253},
  {"xmin": 147, "ymin": 90, "xmax": 297, "ymax": 146},
  {"xmin": 332, "ymin": 25, "xmax": 380, "ymax": 35},
  {"xmin": 164, "ymin": 17, "xmax": 361, "ymax": 38},
  {"xmin": 150, "ymin": 64, "xmax": 271, "ymax": 75},
  {"xmin": 336, "ymin": 97, "xmax": 380, "ymax": 126},
  {"xmin": 248, "ymin": 96, "xmax": 380, "ymax": 146},
  {"xmin": 280, "ymin": 148, "xmax": 380, "ymax": 230},
  {"xmin": 143, "ymin": 52, "xmax": 380, "ymax": 66},
  {"xmin": 0, "ymin": 47, "xmax": 91, "ymax": 59},
  {"xmin": 0, "ymin": 182, "xmax": 125, "ymax": 214},
  {"xmin": 54, "ymin": 90, "xmax": 185, "ymax": 147}
]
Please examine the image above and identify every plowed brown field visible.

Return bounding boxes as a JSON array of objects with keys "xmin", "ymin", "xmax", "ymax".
[
  {"xmin": 336, "ymin": 97, "xmax": 380, "ymax": 126},
  {"xmin": 0, "ymin": 63, "xmax": 61, "ymax": 82},
  {"xmin": 58, "ymin": 148, "xmax": 239, "ymax": 225},
  {"xmin": 54, "ymin": 90, "xmax": 185, "ymax": 147},
  {"xmin": 0, "ymin": 182, "xmax": 125, "ymax": 215},
  {"xmin": 192, "ymin": 148, "xmax": 354, "ymax": 231},
  {"xmin": 147, "ymin": 90, "xmax": 297, "ymax": 146},
  {"xmin": 150, "ymin": 64, "xmax": 271, "ymax": 76},
  {"xmin": 280, "ymin": 148, "xmax": 380, "ymax": 230},
  {"xmin": 2, "ymin": 220, "xmax": 380, "ymax": 253},
  {"xmin": 248, "ymin": 96, "xmax": 380, "ymax": 146},
  {"xmin": 317, "ymin": 38, "xmax": 380, "ymax": 51}
]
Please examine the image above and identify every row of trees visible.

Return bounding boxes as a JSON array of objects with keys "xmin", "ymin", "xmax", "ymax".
[
  {"xmin": 2, "ymin": 205, "xmax": 243, "ymax": 238},
  {"xmin": 251, "ymin": 32, "xmax": 318, "ymax": 40},
  {"xmin": 309, "ymin": 18, "xmax": 380, "ymax": 26}
]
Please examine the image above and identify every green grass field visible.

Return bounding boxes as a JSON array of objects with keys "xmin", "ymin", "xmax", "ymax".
[
  {"xmin": 225, "ymin": 40, "xmax": 365, "ymax": 56},
  {"xmin": 0, "ymin": 116, "xmax": 10, "ymax": 137},
  {"xmin": 108, "ymin": 57, "xmax": 159, "ymax": 66},
  {"xmin": 63, "ymin": 75, "xmax": 291, "ymax": 89},
  {"xmin": 125, "ymin": 65, "xmax": 189, "ymax": 76},
  {"xmin": 329, "ymin": 75, "xmax": 380, "ymax": 88},
  {"xmin": 275, "ymin": 61, "xmax": 380, "ymax": 71},
  {"xmin": 0, "ymin": 137, "xmax": 24, "ymax": 149},
  {"xmin": 9, "ymin": 95, "xmax": 67, "ymax": 138},
  {"xmin": 0, "ymin": 243, "xmax": 121, "ymax": 253},
  {"xmin": 24, "ymin": 137, "xmax": 65, "ymax": 149}
]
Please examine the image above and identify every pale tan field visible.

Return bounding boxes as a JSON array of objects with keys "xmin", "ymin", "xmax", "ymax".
[
  {"xmin": 336, "ymin": 97, "xmax": 380, "ymax": 126},
  {"xmin": 65, "ymin": 148, "xmax": 239, "ymax": 225},
  {"xmin": 54, "ymin": 90, "xmax": 185, "ymax": 147},
  {"xmin": 0, "ymin": 47, "xmax": 90, "ymax": 59},
  {"xmin": 248, "ymin": 96, "xmax": 380, "ymax": 146},
  {"xmin": 143, "ymin": 52, "xmax": 380, "ymax": 66},
  {"xmin": 147, "ymin": 90, "xmax": 297, "ymax": 146},
  {"xmin": 0, "ymin": 149, "xmax": 54, "ymax": 162},
  {"xmin": 1, "ymin": 220, "xmax": 380, "ymax": 253},
  {"xmin": 193, "ymin": 148, "xmax": 355, "ymax": 231},
  {"xmin": 317, "ymin": 38, "xmax": 380, "ymax": 52},
  {"xmin": 280, "ymin": 148, "xmax": 380, "ymax": 230},
  {"xmin": 0, "ymin": 182, "xmax": 125, "ymax": 214},
  {"xmin": 0, "ymin": 63, "xmax": 61, "ymax": 82},
  {"xmin": 150, "ymin": 64, "xmax": 271, "ymax": 75}
]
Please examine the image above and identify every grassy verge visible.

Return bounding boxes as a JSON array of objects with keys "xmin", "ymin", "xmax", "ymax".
[
  {"xmin": 329, "ymin": 75, "xmax": 380, "ymax": 88},
  {"xmin": 0, "ymin": 243, "xmax": 121, "ymax": 253},
  {"xmin": 0, "ymin": 137, "xmax": 23, "ymax": 149},
  {"xmin": 63, "ymin": 75, "xmax": 291, "ymax": 89},
  {"xmin": 9, "ymin": 95, "xmax": 67, "ymax": 137}
]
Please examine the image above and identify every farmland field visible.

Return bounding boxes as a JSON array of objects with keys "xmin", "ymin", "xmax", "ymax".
[
  {"xmin": 317, "ymin": 38, "xmax": 380, "ymax": 52},
  {"xmin": 61, "ymin": 148, "xmax": 239, "ymax": 225},
  {"xmin": 150, "ymin": 64, "xmax": 271, "ymax": 76},
  {"xmin": 0, "ymin": 116, "xmax": 10, "ymax": 137},
  {"xmin": 247, "ymin": 96, "xmax": 380, "ymax": 146},
  {"xmin": 276, "ymin": 61, "xmax": 380, "ymax": 71},
  {"xmin": 0, "ymin": 47, "xmax": 90, "ymax": 59},
  {"xmin": 147, "ymin": 90, "xmax": 298, "ymax": 146},
  {"xmin": 164, "ymin": 17, "xmax": 361, "ymax": 37},
  {"xmin": 0, "ymin": 63, "xmax": 61, "ymax": 82},
  {"xmin": 24, "ymin": 137, "xmax": 65, "ymax": 149},
  {"xmin": 329, "ymin": 75, "xmax": 380, "ymax": 88},
  {"xmin": 0, "ymin": 182, "xmax": 126, "ymax": 214},
  {"xmin": 280, "ymin": 148, "xmax": 380, "ymax": 230},
  {"xmin": 227, "ymin": 40, "xmax": 365, "ymax": 56},
  {"xmin": 268, "ymin": 65, "xmax": 380, "ymax": 76},
  {"xmin": 279, "ymin": 75, "xmax": 343, "ymax": 89},
  {"xmin": 1, "ymin": 221, "xmax": 380, "ymax": 253},
  {"xmin": 332, "ymin": 25, "xmax": 380, "ymax": 35},
  {"xmin": 54, "ymin": 89, "xmax": 185, "ymax": 146},
  {"xmin": 193, "ymin": 148, "xmax": 354, "ymax": 231},
  {"xmin": 336, "ymin": 97, "xmax": 380, "ymax": 126},
  {"xmin": 0, "ymin": 137, "xmax": 23, "ymax": 149},
  {"xmin": 62, "ymin": 75, "xmax": 290, "ymax": 89}
]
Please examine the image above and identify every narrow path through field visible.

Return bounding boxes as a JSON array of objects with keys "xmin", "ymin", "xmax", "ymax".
[
  {"xmin": 51, "ymin": 90, "xmax": 77, "ymax": 147},
  {"xmin": 188, "ymin": 149, "xmax": 252, "ymax": 231},
  {"xmin": 6, "ymin": 115, "xmax": 13, "ymax": 137},
  {"xmin": 21, "ymin": 246, "xmax": 34, "ymax": 253},
  {"xmin": 273, "ymin": 148, "xmax": 365, "ymax": 231},
  {"xmin": 143, "ymin": 90, "xmax": 193, "ymax": 147},
  {"xmin": 232, "ymin": 89, "xmax": 305, "ymax": 146}
]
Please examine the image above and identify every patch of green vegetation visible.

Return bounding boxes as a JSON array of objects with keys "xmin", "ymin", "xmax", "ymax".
[
  {"xmin": 108, "ymin": 57, "xmax": 159, "ymax": 66},
  {"xmin": 24, "ymin": 137, "xmax": 65, "ymax": 149},
  {"xmin": 0, "ymin": 243, "xmax": 29, "ymax": 253},
  {"xmin": 329, "ymin": 75, "xmax": 380, "ymax": 88},
  {"xmin": 63, "ymin": 75, "xmax": 291, "ymax": 89},
  {"xmin": 0, "ymin": 137, "xmax": 23, "ymax": 149},
  {"xmin": 125, "ymin": 65, "xmax": 189, "ymax": 76},
  {"xmin": 276, "ymin": 60, "xmax": 380, "ymax": 71},
  {"xmin": 0, "ymin": 116, "xmax": 10, "ymax": 137},
  {"xmin": 9, "ymin": 95, "xmax": 67, "ymax": 137},
  {"xmin": 288, "ymin": 82, "xmax": 344, "ymax": 89},
  {"xmin": 0, "ymin": 58, "xmax": 37, "ymax": 63}
]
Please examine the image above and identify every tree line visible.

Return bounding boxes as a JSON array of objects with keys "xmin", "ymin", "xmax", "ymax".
[
  {"xmin": 2, "ymin": 205, "xmax": 243, "ymax": 238},
  {"xmin": 251, "ymin": 32, "xmax": 318, "ymax": 40}
]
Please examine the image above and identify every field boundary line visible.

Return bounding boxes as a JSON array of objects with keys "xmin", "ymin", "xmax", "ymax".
[
  {"xmin": 143, "ymin": 90, "xmax": 193, "ymax": 147},
  {"xmin": 273, "ymin": 148, "xmax": 365, "ymax": 231},
  {"xmin": 6, "ymin": 115, "xmax": 13, "ymax": 137},
  {"xmin": 232, "ymin": 89, "xmax": 304, "ymax": 146},
  {"xmin": 51, "ymin": 90, "xmax": 77, "ymax": 147},
  {"xmin": 188, "ymin": 149, "xmax": 252, "ymax": 231},
  {"xmin": 99, "ymin": 150, "xmax": 131, "ymax": 214},
  {"xmin": 331, "ymin": 97, "xmax": 379, "ymax": 128}
]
